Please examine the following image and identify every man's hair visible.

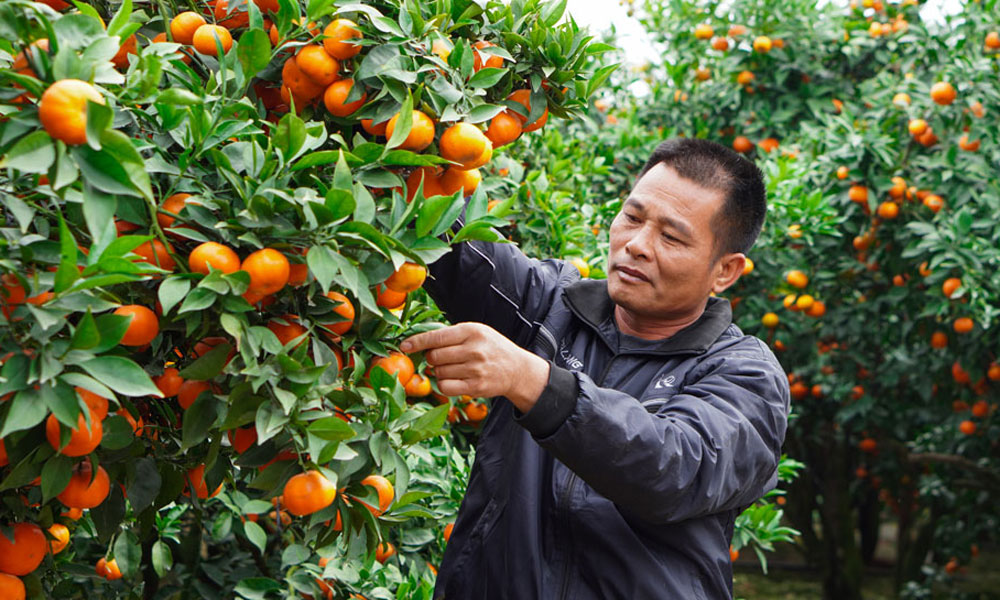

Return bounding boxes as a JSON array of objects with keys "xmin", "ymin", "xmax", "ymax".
[{"xmin": 636, "ymin": 138, "xmax": 767, "ymax": 256}]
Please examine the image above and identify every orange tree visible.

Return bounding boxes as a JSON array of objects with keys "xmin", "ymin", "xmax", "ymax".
[
  {"xmin": 497, "ymin": 0, "xmax": 1000, "ymax": 598},
  {"xmin": 0, "ymin": 0, "xmax": 610, "ymax": 597}
]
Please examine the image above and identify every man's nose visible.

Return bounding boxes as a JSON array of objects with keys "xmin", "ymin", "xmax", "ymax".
[{"xmin": 624, "ymin": 225, "xmax": 655, "ymax": 260}]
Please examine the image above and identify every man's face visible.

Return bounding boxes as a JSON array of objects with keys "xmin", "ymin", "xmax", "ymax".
[{"xmin": 607, "ymin": 163, "xmax": 740, "ymax": 321}]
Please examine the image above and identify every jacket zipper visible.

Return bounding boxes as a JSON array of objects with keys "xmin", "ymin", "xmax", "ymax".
[{"xmin": 557, "ymin": 354, "xmax": 618, "ymax": 600}]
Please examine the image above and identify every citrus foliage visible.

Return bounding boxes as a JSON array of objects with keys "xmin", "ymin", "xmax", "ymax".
[
  {"xmin": 496, "ymin": 0, "xmax": 1000, "ymax": 597},
  {"xmin": 0, "ymin": 0, "xmax": 612, "ymax": 597}
]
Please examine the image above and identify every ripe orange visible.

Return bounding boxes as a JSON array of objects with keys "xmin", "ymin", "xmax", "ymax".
[
  {"xmin": 953, "ymin": 317, "xmax": 973, "ymax": 334},
  {"xmin": 242, "ymin": 248, "xmax": 290, "ymax": 295},
  {"xmin": 710, "ymin": 36, "xmax": 729, "ymax": 51},
  {"xmin": 212, "ymin": 0, "xmax": 249, "ymax": 29},
  {"xmin": 323, "ymin": 292, "xmax": 355, "ymax": 335},
  {"xmin": 405, "ymin": 166, "xmax": 444, "ymax": 201},
  {"xmin": 158, "ymin": 192, "xmax": 191, "ymax": 228},
  {"xmin": 252, "ymin": 0, "xmax": 279, "ymax": 13},
  {"xmin": 805, "ymin": 301, "xmax": 826, "ymax": 318},
  {"xmin": 971, "ymin": 400, "xmax": 989, "ymax": 418},
  {"xmin": 757, "ymin": 137, "xmax": 779, "ymax": 153},
  {"xmin": 375, "ymin": 284, "xmax": 406, "ymax": 310},
  {"xmin": 752, "ymin": 35, "xmax": 772, "ymax": 52},
  {"xmin": 929, "ymin": 81, "xmax": 956, "ymax": 105},
  {"xmin": 472, "ymin": 40, "xmax": 503, "ymax": 71},
  {"xmin": 785, "ymin": 270, "xmax": 809, "ymax": 289},
  {"xmin": 952, "ymin": 361, "xmax": 970, "ymax": 385},
  {"xmin": 485, "ymin": 110, "xmax": 523, "ymax": 148},
  {"xmin": 360, "ymin": 474, "xmax": 394, "ymax": 516},
  {"xmin": 732, "ymin": 136, "xmax": 753, "ymax": 153},
  {"xmin": 0, "ymin": 523, "xmax": 46, "ymax": 576},
  {"xmin": 761, "ymin": 312, "xmax": 779, "ymax": 328},
  {"xmin": 439, "ymin": 166, "xmax": 481, "ymax": 197},
  {"xmin": 385, "ymin": 110, "xmax": 436, "ymax": 151},
  {"xmin": 959, "ymin": 420, "xmax": 976, "ymax": 435},
  {"xmin": 375, "ymin": 542, "xmax": 395, "ymax": 563},
  {"xmin": 323, "ymin": 78, "xmax": 366, "ymax": 117},
  {"xmin": 443, "ymin": 522, "xmax": 454, "ymax": 542},
  {"xmin": 297, "ymin": 45, "xmax": 339, "ymax": 86},
  {"xmin": 282, "ymin": 56, "xmax": 327, "ymax": 102},
  {"xmin": 192, "ymin": 24, "xmax": 232, "ymax": 56},
  {"xmin": 177, "ymin": 380, "xmax": 210, "ymax": 410},
  {"xmin": 907, "ymin": 119, "xmax": 928, "ymax": 136},
  {"xmin": 268, "ymin": 314, "xmax": 308, "ymax": 347},
  {"xmin": 728, "ymin": 24, "xmax": 747, "ymax": 37},
  {"xmin": 46, "ymin": 409, "xmax": 102, "ymax": 456},
  {"xmin": 361, "ymin": 119, "xmax": 389, "ymax": 137},
  {"xmin": 154, "ymin": 367, "xmax": 184, "ymax": 397},
  {"xmin": 384, "ymin": 262, "xmax": 427, "ymax": 293},
  {"xmin": 189, "ymin": 242, "xmax": 240, "ymax": 275},
  {"xmin": 77, "ymin": 387, "xmax": 109, "ymax": 420},
  {"xmin": 729, "ymin": 546, "xmax": 739, "ymax": 562},
  {"xmin": 941, "ymin": 277, "xmax": 961, "ymax": 298},
  {"xmin": 38, "ymin": 79, "xmax": 105, "ymax": 146},
  {"xmin": 506, "ymin": 89, "xmax": 548, "ymax": 132},
  {"xmin": 742, "ymin": 258, "xmax": 754, "ymax": 275},
  {"xmin": 876, "ymin": 201, "xmax": 898, "ymax": 219},
  {"xmin": 891, "ymin": 92, "xmax": 911, "ymax": 106},
  {"xmin": 917, "ymin": 128, "xmax": 938, "ymax": 147},
  {"xmin": 859, "ymin": 438, "xmax": 877, "ymax": 453},
  {"xmin": 227, "ymin": 426, "xmax": 257, "ymax": 454},
  {"xmin": 403, "ymin": 373, "xmax": 432, "ymax": 397},
  {"xmin": 958, "ymin": 134, "xmax": 980, "ymax": 152},
  {"xmin": 836, "ymin": 166, "xmax": 849, "ymax": 179},
  {"xmin": 58, "ymin": 461, "xmax": 110, "ymax": 509},
  {"xmin": 323, "ymin": 19, "xmax": 363, "ymax": 60},
  {"xmin": 693, "ymin": 24, "xmax": 714, "ymax": 40},
  {"xmin": 986, "ymin": 31, "xmax": 1000, "ymax": 49},
  {"xmin": 170, "ymin": 12, "xmax": 207, "ymax": 45},
  {"xmin": 848, "ymin": 185, "xmax": 868, "ymax": 203},
  {"xmin": 930, "ymin": 331, "xmax": 948, "ymax": 349},
  {"xmin": 922, "ymin": 194, "xmax": 944, "ymax": 213},
  {"xmin": 988, "ymin": 362, "xmax": 1000, "ymax": 381},
  {"xmin": 95, "ymin": 557, "xmax": 122, "ymax": 580},
  {"xmin": 463, "ymin": 401, "xmax": 489, "ymax": 422},
  {"xmin": 134, "ymin": 239, "xmax": 177, "ymax": 271},
  {"xmin": 368, "ymin": 352, "xmax": 415, "ymax": 386},
  {"xmin": 283, "ymin": 470, "xmax": 337, "ymax": 516},
  {"xmin": 440, "ymin": 123, "xmax": 492, "ymax": 169},
  {"xmin": 111, "ymin": 35, "xmax": 137, "ymax": 70},
  {"xmin": 114, "ymin": 304, "xmax": 159, "ymax": 346},
  {"xmin": 0, "ymin": 574, "xmax": 24, "ymax": 600},
  {"xmin": 794, "ymin": 295, "xmax": 815, "ymax": 311},
  {"xmin": 736, "ymin": 70, "xmax": 754, "ymax": 85}
]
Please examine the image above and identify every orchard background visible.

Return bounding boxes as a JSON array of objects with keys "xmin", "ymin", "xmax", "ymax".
[{"xmin": 0, "ymin": 1, "xmax": 996, "ymax": 600}]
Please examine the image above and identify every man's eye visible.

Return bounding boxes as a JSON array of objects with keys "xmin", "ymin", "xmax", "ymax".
[
  {"xmin": 625, "ymin": 213, "xmax": 641, "ymax": 223},
  {"xmin": 662, "ymin": 233, "xmax": 676, "ymax": 242}
]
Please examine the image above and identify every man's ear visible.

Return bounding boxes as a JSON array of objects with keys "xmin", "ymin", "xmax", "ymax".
[{"xmin": 712, "ymin": 253, "xmax": 746, "ymax": 294}]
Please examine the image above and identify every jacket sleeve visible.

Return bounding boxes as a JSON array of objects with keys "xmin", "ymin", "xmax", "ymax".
[
  {"xmin": 516, "ymin": 337, "xmax": 790, "ymax": 524},
  {"xmin": 424, "ymin": 239, "xmax": 579, "ymax": 349}
]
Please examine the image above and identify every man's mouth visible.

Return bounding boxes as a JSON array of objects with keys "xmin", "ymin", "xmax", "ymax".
[{"xmin": 614, "ymin": 265, "xmax": 650, "ymax": 283}]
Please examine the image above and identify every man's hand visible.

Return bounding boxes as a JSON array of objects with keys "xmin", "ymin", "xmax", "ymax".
[{"xmin": 400, "ymin": 323, "xmax": 550, "ymax": 413}]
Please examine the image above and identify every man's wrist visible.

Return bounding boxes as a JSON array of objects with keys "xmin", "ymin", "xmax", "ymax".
[{"xmin": 505, "ymin": 349, "xmax": 551, "ymax": 413}]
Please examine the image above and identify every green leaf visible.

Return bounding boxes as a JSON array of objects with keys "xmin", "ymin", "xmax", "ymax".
[
  {"xmin": 324, "ymin": 189, "xmax": 356, "ymax": 221},
  {"xmin": 106, "ymin": 0, "xmax": 133, "ymax": 37},
  {"xmin": 85, "ymin": 101, "xmax": 114, "ymax": 150},
  {"xmin": 540, "ymin": 0, "xmax": 567, "ymax": 26},
  {"xmin": 113, "ymin": 530, "xmax": 142, "ymax": 577},
  {"xmin": 157, "ymin": 88, "xmax": 201, "ymax": 106},
  {"xmin": 152, "ymin": 540, "xmax": 173, "ymax": 577},
  {"xmin": 79, "ymin": 357, "xmax": 162, "ymax": 397},
  {"xmin": 234, "ymin": 576, "xmax": 281, "ymax": 599},
  {"xmin": 54, "ymin": 211, "xmax": 80, "ymax": 293},
  {"xmin": 243, "ymin": 521, "xmax": 268, "ymax": 555},
  {"xmin": 71, "ymin": 130, "xmax": 153, "ymax": 201},
  {"xmin": 274, "ymin": 113, "xmax": 306, "ymax": 161},
  {"xmin": 306, "ymin": 245, "xmax": 339, "ymax": 292},
  {"xmin": 333, "ymin": 150, "xmax": 353, "ymax": 191},
  {"xmin": 178, "ymin": 343, "xmax": 232, "ymax": 381},
  {"xmin": 401, "ymin": 404, "xmax": 449, "ymax": 445},
  {"xmin": 127, "ymin": 457, "xmax": 161, "ymax": 514},
  {"xmin": 237, "ymin": 28, "xmax": 272, "ymax": 77},
  {"xmin": 83, "ymin": 185, "xmax": 118, "ymax": 251},
  {"xmin": 0, "ymin": 388, "xmax": 48, "ymax": 438},
  {"xmin": 1, "ymin": 131, "xmax": 55, "ymax": 173},
  {"xmin": 40, "ymin": 454, "xmax": 73, "ymax": 502},
  {"xmin": 178, "ymin": 287, "xmax": 218, "ymax": 313},
  {"xmin": 307, "ymin": 417, "xmax": 355, "ymax": 442},
  {"xmin": 100, "ymin": 415, "xmax": 134, "ymax": 450},
  {"xmin": 91, "ymin": 313, "xmax": 129, "ymax": 353},
  {"xmin": 384, "ymin": 93, "xmax": 414, "ymax": 150},
  {"xmin": 42, "ymin": 382, "xmax": 81, "ymax": 428},
  {"xmin": 467, "ymin": 103, "xmax": 505, "ymax": 124},
  {"xmin": 468, "ymin": 67, "xmax": 507, "ymax": 89},
  {"xmin": 70, "ymin": 309, "xmax": 100, "ymax": 350},
  {"xmin": 157, "ymin": 277, "xmax": 191, "ymax": 315},
  {"xmin": 416, "ymin": 193, "xmax": 458, "ymax": 237},
  {"xmin": 181, "ymin": 393, "xmax": 221, "ymax": 451}
]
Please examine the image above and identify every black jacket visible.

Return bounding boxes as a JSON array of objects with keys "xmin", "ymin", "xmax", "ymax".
[{"xmin": 426, "ymin": 239, "xmax": 790, "ymax": 599}]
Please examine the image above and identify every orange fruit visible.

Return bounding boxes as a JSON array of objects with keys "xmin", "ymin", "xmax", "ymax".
[
  {"xmin": 752, "ymin": 35, "xmax": 772, "ymax": 52},
  {"xmin": 403, "ymin": 373, "xmax": 432, "ymax": 397},
  {"xmin": 930, "ymin": 331, "xmax": 948, "ymax": 349},
  {"xmin": 47, "ymin": 524, "xmax": 70, "ymax": 555},
  {"xmin": 941, "ymin": 277, "xmax": 962, "ymax": 298},
  {"xmin": 987, "ymin": 362, "xmax": 1000, "ymax": 381},
  {"xmin": 711, "ymin": 36, "xmax": 729, "ymax": 51},
  {"xmin": 736, "ymin": 70, "xmax": 754, "ymax": 85},
  {"xmin": 375, "ymin": 542, "xmax": 395, "ymax": 564},
  {"xmin": 969, "ymin": 100, "xmax": 985, "ymax": 118},
  {"xmin": 361, "ymin": 119, "xmax": 388, "ymax": 137},
  {"xmin": 323, "ymin": 19, "xmax": 363, "ymax": 60},
  {"xmin": 323, "ymin": 292, "xmax": 355, "ymax": 335},
  {"xmin": 506, "ymin": 89, "xmax": 548, "ymax": 132},
  {"xmin": 134, "ymin": 239, "xmax": 177, "ymax": 271},
  {"xmin": 283, "ymin": 470, "xmax": 337, "ymax": 516},
  {"xmin": 742, "ymin": 258, "xmax": 754, "ymax": 275},
  {"xmin": 732, "ymin": 136, "xmax": 753, "ymax": 153},
  {"xmin": 186, "ymin": 464, "xmax": 221, "ymax": 499},
  {"xmin": 693, "ymin": 24, "xmax": 714, "ymax": 40},
  {"xmin": 440, "ymin": 123, "xmax": 492, "ymax": 169},
  {"xmin": 111, "ymin": 35, "xmax": 137, "ymax": 70},
  {"xmin": 252, "ymin": 0, "xmax": 279, "ymax": 13},
  {"xmin": 189, "ymin": 242, "xmax": 240, "ymax": 275},
  {"xmin": 986, "ymin": 31, "xmax": 1000, "ymax": 49},
  {"xmin": 384, "ymin": 262, "xmax": 426, "ymax": 293},
  {"xmin": 952, "ymin": 361, "xmax": 970, "ymax": 385},
  {"xmin": 922, "ymin": 194, "xmax": 944, "ymax": 213},
  {"xmin": 953, "ymin": 317, "xmax": 973, "ymax": 334},
  {"xmin": 405, "ymin": 166, "xmax": 445, "ymax": 201},
  {"xmin": 439, "ymin": 166, "xmax": 481, "ymax": 197},
  {"xmin": 38, "ymin": 79, "xmax": 105, "ymax": 146},
  {"xmin": 242, "ymin": 248, "xmax": 290, "ymax": 295},
  {"xmin": 0, "ymin": 574, "xmax": 25, "ymax": 600},
  {"xmin": 96, "ymin": 557, "xmax": 123, "ymax": 580},
  {"xmin": 958, "ymin": 134, "xmax": 980, "ymax": 152},
  {"xmin": 297, "ymin": 45, "xmax": 340, "ymax": 86},
  {"xmin": 46, "ymin": 409, "xmax": 102, "ymax": 456},
  {"xmin": 730, "ymin": 546, "xmax": 739, "ymax": 562},
  {"xmin": 385, "ymin": 110, "xmax": 435, "ymax": 151},
  {"xmin": 177, "ymin": 380, "xmax": 210, "ymax": 410},
  {"xmin": 192, "ymin": 24, "xmax": 232, "ymax": 56},
  {"xmin": 170, "ymin": 11, "xmax": 207, "ymax": 45},
  {"xmin": 114, "ymin": 304, "xmax": 159, "ymax": 346},
  {"xmin": 785, "ymin": 270, "xmax": 809, "ymax": 289},
  {"xmin": 268, "ymin": 314, "xmax": 308, "ymax": 347},
  {"xmin": 930, "ymin": 81, "xmax": 956, "ymax": 105},
  {"xmin": 463, "ymin": 401, "xmax": 489, "ymax": 422},
  {"xmin": 876, "ymin": 201, "xmax": 898, "ymax": 219},
  {"xmin": 848, "ymin": 185, "xmax": 868, "ymax": 203},
  {"xmin": 859, "ymin": 438, "xmax": 877, "ymax": 453},
  {"xmin": 375, "ymin": 284, "xmax": 406, "ymax": 309},
  {"xmin": 761, "ymin": 313, "xmax": 779, "ymax": 328},
  {"xmin": 360, "ymin": 474, "xmax": 394, "ymax": 516},
  {"xmin": 959, "ymin": 420, "xmax": 976, "ymax": 435},
  {"xmin": 472, "ymin": 40, "xmax": 504, "ymax": 71},
  {"xmin": 323, "ymin": 78, "xmax": 366, "ymax": 117},
  {"xmin": 891, "ymin": 92, "xmax": 911, "ymax": 106},
  {"xmin": 227, "ymin": 426, "xmax": 257, "ymax": 454},
  {"xmin": 281, "ymin": 56, "xmax": 326, "ymax": 102},
  {"xmin": 368, "ymin": 352, "xmax": 415, "ymax": 386},
  {"xmin": 728, "ymin": 24, "xmax": 747, "ymax": 37},
  {"xmin": 76, "ymin": 387, "xmax": 109, "ymax": 420},
  {"xmin": 805, "ymin": 301, "xmax": 826, "ymax": 318},
  {"xmin": 158, "ymin": 192, "xmax": 191, "ymax": 228},
  {"xmin": 58, "ymin": 462, "xmax": 110, "ymax": 509},
  {"xmin": 836, "ymin": 166, "xmax": 849, "ymax": 179},
  {"xmin": 154, "ymin": 367, "xmax": 184, "ymax": 397},
  {"xmin": 794, "ymin": 294, "xmax": 815, "ymax": 311},
  {"xmin": 907, "ymin": 119, "xmax": 927, "ymax": 136},
  {"xmin": 757, "ymin": 137, "xmax": 779, "ymax": 153},
  {"xmin": 485, "ymin": 110, "xmax": 523, "ymax": 148},
  {"xmin": 0, "ymin": 523, "xmax": 46, "ymax": 576},
  {"xmin": 212, "ymin": 0, "xmax": 249, "ymax": 29},
  {"xmin": 971, "ymin": 401, "xmax": 989, "ymax": 418}
]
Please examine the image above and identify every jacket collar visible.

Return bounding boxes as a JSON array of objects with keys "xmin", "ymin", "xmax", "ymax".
[{"xmin": 563, "ymin": 279, "xmax": 733, "ymax": 356}]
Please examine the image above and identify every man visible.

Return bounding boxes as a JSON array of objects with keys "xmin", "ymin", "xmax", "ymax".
[{"xmin": 401, "ymin": 138, "xmax": 790, "ymax": 599}]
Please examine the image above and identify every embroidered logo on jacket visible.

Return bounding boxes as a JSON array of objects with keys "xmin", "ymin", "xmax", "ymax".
[
  {"xmin": 557, "ymin": 342, "xmax": 584, "ymax": 371},
  {"xmin": 653, "ymin": 374, "xmax": 676, "ymax": 389}
]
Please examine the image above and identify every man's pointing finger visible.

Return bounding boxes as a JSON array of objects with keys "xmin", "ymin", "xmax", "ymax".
[{"xmin": 400, "ymin": 325, "xmax": 466, "ymax": 353}]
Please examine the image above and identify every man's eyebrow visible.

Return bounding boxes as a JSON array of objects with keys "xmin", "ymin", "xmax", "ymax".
[{"xmin": 624, "ymin": 196, "xmax": 693, "ymax": 239}]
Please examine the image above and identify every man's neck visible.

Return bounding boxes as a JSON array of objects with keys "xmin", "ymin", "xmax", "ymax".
[{"xmin": 614, "ymin": 301, "xmax": 707, "ymax": 341}]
